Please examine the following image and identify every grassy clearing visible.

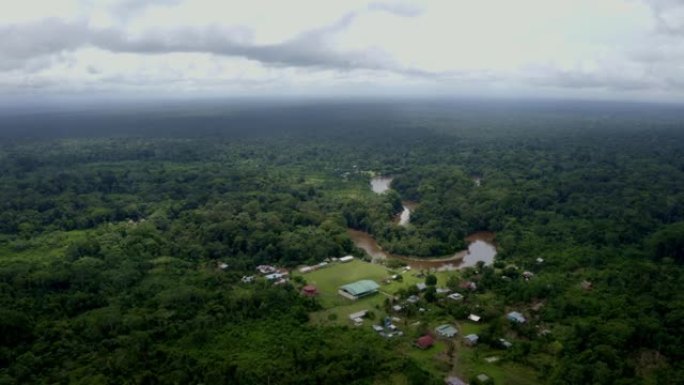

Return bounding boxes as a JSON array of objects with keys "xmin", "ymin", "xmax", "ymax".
[
  {"xmin": 458, "ymin": 322, "xmax": 485, "ymax": 336},
  {"xmin": 404, "ymin": 340, "xmax": 451, "ymax": 377},
  {"xmin": 457, "ymin": 347, "xmax": 541, "ymax": 385},
  {"xmin": 297, "ymin": 259, "xmax": 393, "ymax": 308},
  {"xmin": 0, "ymin": 230, "xmax": 88, "ymax": 265}
]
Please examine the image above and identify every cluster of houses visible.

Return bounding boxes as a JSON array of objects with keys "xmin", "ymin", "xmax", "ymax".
[
  {"xmin": 241, "ymin": 264, "xmax": 290, "ymax": 285},
  {"xmin": 410, "ymin": 305, "xmax": 525, "ymax": 353},
  {"xmin": 371, "ymin": 316, "xmax": 404, "ymax": 338}
]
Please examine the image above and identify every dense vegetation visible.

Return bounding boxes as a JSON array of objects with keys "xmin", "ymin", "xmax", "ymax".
[{"xmin": 1, "ymin": 99, "xmax": 683, "ymax": 384}]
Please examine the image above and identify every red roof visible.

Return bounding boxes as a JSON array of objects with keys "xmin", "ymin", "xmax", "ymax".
[
  {"xmin": 302, "ymin": 285, "xmax": 318, "ymax": 296},
  {"xmin": 416, "ymin": 335, "xmax": 434, "ymax": 349}
]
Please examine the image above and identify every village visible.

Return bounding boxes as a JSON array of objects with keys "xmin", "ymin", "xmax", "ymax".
[{"xmin": 238, "ymin": 252, "xmax": 546, "ymax": 385}]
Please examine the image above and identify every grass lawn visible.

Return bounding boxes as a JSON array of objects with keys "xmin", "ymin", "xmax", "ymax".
[
  {"xmin": 404, "ymin": 339, "xmax": 451, "ymax": 377},
  {"xmin": 297, "ymin": 259, "xmax": 394, "ymax": 308},
  {"xmin": 457, "ymin": 346, "xmax": 541, "ymax": 385},
  {"xmin": 458, "ymin": 322, "xmax": 485, "ymax": 336}
]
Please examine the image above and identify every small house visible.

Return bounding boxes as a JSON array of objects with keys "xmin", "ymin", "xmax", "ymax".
[
  {"xmin": 340, "ymin": 255, "xmax": 354, "ymax": 263},
  {"xmin": 372, "ymin": 325, "xmax": 384, "ymax": 332},
  {"xmin": 265, "ymin": 272, "xmax": 288, "ymax": 281},
  {"xmin": 468, "ymin": 314, "xmax": 481, "ymax": 322},
  {"xmin": 448, "ymin": 293, "xmax": 464, "ymax": 301},
  {"xmin": 392, "ymin": 305, "xmax": 403, "ymax": 312},
  {"xmin": 406, "ymin": 295, "xmax": 420, "ymax": 304},
  {"xmin": 416, "ymin": 282, "xmax": 427, "ymax": 291},
  {"xmin": 476, "ymin": 374, "xmax": 491, "ymax": 384},
  {"xmin": 464, "ymin": 334, "xmax": 479, "ymax": 346},
  {"xmin": 256, "ymin": 265, "xmax": 277, "ymax": 274},
  {"xmin": 301, "ymin": 285, "xmax": 318, "ymax": 297},
  {"xmin": 241, "ymin": 275, "xmax": 255, "ymax": 283},
  {"xmin": 436, "ymin": 287, "xmax": 451, "ymax": 294},
  {"xmin": 460, "ymin": 281, "xmax": 477, "ymax": 291},
  {"xmin": 445, "ymin": 376, "xmax": 468, "ymax": 385},
  {"xmin": 499, "ymin": 338, "xmax": 513, "ymax": 349},
  {"xmin": 507, "ymin": 311, "xmax": 526, "ymax": 324},
  {"xmin": 348, "ymin": 310, "xmax": 368, "ymax": 321},
  {"xmin": 435, "ymin": 324, "xmax": 458, "ymax": 338},
  {"xmin": 416, "ymin": 335, "xmax": 434, "ymax": 349}
]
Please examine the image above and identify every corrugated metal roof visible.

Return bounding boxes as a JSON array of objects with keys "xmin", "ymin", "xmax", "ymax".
[
  {"xmin": 340, "ymin": 280, "xmax": 380, "ymax": 296},
  {"xmin": 435, "ymin": 324, "xmax": 458, "ymax": 337}
]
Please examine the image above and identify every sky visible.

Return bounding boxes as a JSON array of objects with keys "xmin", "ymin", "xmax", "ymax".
[{"xmin": 1, "ymin": 0, "xmax": 683, "ymax": 102}]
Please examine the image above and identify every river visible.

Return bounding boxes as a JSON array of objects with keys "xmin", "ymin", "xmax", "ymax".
[
  {"xmin": 350, "ymin": 176, "xmax": 497, "ymax": 270},
  {"xmin": 370, "ymin": 176, "xmax": 413, "ymax": 227}
]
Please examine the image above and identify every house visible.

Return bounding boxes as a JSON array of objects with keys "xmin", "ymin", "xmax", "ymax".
[
  {"xmin": 499, "ymin": 338, "xmax": 513, "ymax": 349},
  {"xmin": 436, "ymin": 287, "xmax": 451, "ymax": 294},
  {"xmin": 463, "ymin": 334, "xmax": 479, "ymax": 346},
  {"xmin": 460, "ymin": 281, "xmax": 477, "ymax": 291},
  {"xmin": 340, "ymin": 255, "xmax": 354, "ymax": 263},
  {"xmin": 348, "ymin": 310, "xmax": 368, "ymax": 325},
  {"xmin": 241, "ymin": 275, "xmax": 255, "ymax": 283},
  {"xmin": 536, "ymin": 257, "xmax": 544, "ymax": 263},
  {"xmin": 218, "ymin": 262, "xmax": 228, "ymax": 270},
  {"xmin": 416, "ymin": 335, "xmax": 435, "ymax": 349},
  {"xmin": 256, "ymin": 265, "xmax": 277, "ymax": 274},
  {"xmin": 507, "ymin": 311, "xmax": 526, "ymax": 323},
  {"xmin": 265, "ymin": 272, "xmax": 288, "ymax": 281},
  {"xmin": 299, "ymin": 266, "xmax": 314, "ymax": 273},
  {"xmin": 392, "ymin": 305, "xmax": 403, "ymax": 312},
  {"xmin": 581, "ymin": 280, "xmax": 593, "ymax": 290},
  {"xmin": 338, "ymin": 280, "xmax": 380, "ymax": 300},
  {"xmin": 476, "ymin": 374, "xmax": 491, "ymax": 384},
  {"xmin": 406, "ymin": 295, "xmax": 420, "ymax": 304},
  {"xmin": 435, "ymin": 324, "xmax": 458, "ymax": 338},
  {"xmin": 301, "ymin": 285, "xmax": 318, "ymax": 297},
  {"xmin": 444, "ymin": 376, "xmax": 468, "ymax": 385},
  {"xmin": 522, "ymin": 271, "xmax": 534, "ymax": 280},
  {"xmin": 468, "ymin": 314, "xmax": 481, "ymax": 322},
  {"xmin": 416, "ymin": 282, "xmax": 427, "ymax": 291},
  {"xmin": 372, "ymin": 325, "xmax": 384, "ymax": 332},
  {"xmin": 448, "ymin": 293, "xmax": 464, "ymax": 301}
]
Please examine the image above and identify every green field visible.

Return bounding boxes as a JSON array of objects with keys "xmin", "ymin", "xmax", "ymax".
[
  {"xmin": 457, "ymin": 347, "xmax": 540, "ymax": 385},
  {"xmin": 297, "ymin": 259, "xmax": 393, "ymax": 308}
]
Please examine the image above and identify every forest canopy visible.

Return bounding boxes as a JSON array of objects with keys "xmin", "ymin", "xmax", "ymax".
[{"xmin": 1, "ymin": 100, "xmax": 683, "ymax": 384}]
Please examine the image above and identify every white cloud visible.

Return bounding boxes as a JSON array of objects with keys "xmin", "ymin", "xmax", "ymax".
[{"xmin": 0, "ymin": 0, "xmax": 683, "ymax": 101}]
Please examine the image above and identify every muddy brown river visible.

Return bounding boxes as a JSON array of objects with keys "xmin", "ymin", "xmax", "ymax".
[{"xmin": 354, "ymin": 176, "xmax": 497, "ymax": 270}]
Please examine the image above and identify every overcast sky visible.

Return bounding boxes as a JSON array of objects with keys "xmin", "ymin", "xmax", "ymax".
[{"xmin": 1, "ymin": 0, "xmax": 683, "ymax": 102}]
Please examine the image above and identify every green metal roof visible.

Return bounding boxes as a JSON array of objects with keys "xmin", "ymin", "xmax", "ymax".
[
  {"xmin": 340, "ymin": 280, "xmax": 380, "ymax": 296},
  {"xmin": 435, "ymin": 324, "xmax": 458, "ymax": 336}
]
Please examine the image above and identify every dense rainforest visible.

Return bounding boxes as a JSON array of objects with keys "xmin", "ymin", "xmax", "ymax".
[{"xmin": 1, "ymin": 99, "xmax": 683, "ymax": 384}]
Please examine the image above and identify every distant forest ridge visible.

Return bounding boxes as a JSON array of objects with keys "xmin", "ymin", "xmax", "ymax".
[{"xmin": 1, "ymin": 98, "xmax": 683, "ymax": 140}]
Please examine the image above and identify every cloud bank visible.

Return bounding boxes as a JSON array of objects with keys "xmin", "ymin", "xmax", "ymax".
[{"xmin": 0, "ymin": 0, "xmax": 683, "ymax": 101}]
